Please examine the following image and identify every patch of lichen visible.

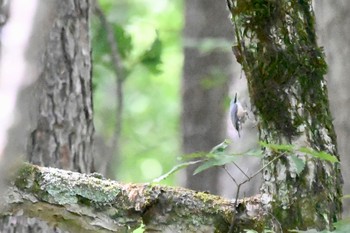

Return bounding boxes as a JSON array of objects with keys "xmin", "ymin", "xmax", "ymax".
[{"xmin": 231, "ymin": 0, "xmax": 331, "ymax": 142}]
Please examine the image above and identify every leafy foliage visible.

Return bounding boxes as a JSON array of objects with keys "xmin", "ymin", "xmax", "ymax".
[
  {"xmin": 289, "ymin": 155, "xmax": 305, "ymax": 175},
  {"xmin": 114, "ymin": 25, "xmax": 133, "ymax": 59},
  {"xmin": 139, "ymin": 33, "xmax": 162, "ymax": 74},
  {"xmin": 92, "ymin": 0, "xmax": 182, "ymax": 184},
  {"xmin": 260, "ymin": 141, "xmax": 338, "ymax": 175},
  {"xmin": 298, "ymin": 147, "xmax": 339, "ymax": 163},
  {"xmin": 260, "ymin": 141, "xmax": 339, "ymax": 163},
  {"xmin": 154, "ymin": 140, "xmax": 338, "ymax": 183}
]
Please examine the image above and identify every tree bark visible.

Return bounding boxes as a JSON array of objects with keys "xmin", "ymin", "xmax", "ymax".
[
  {"xmin": 27, "ymin": 0, "xmax": 94, "ymax": 173},
  {"xmin": 0, "ymin": 0, "xmax": 94, "ymax": 232},
  {"xmin": 2, "ymin": 163, "xmax": 267, "ymax": 233},
  {"xmin": 181, "ymin": 0, "xmax": 234, "ymax": 195},
  {"xmin": 227, "ymin": 0, "xmax": 342, "ymax": 231},
  {"xmin": 314, "ymin": 0, "xmax": 350, "ymax": 216}
]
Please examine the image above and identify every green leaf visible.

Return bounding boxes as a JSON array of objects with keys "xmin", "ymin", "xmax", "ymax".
[
  {"xmin": 210, "ymin": 139, "xmax": 231, "ymax": 155},
  {"xmin": 298, "ymin": 147, "xmax": 339, "ymax": 163},
  {"xmin": 316, "ymin": 151, "xmax": 339, "ymax": 163},
  {"xmin": 259, "ymin": 141, "xmax": 294, "ymax": 152},
  {"xmin": 193, "ymin": 155, "xmax": 237, "ymax": 175},
  {"xmin": 246, "ymin": 149, "xmax": 263, "ymax": 157},
  {"xmin": 140, "ymin": 32, "xmax": 162, "ymax": 74},
  {"xmin": 180, "ymin": 152, "xmax": 207, "ymax": 160},
  {"xmin": 114, "ymin": 24, "xmax": 133, "ymax": 59},
  {"xmin": 289, "ymin": 155, "xmax": 305, "ymax": 175}
]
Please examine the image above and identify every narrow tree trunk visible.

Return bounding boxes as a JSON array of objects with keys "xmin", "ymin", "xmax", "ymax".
[
  {"xmin": 227, "ymin": 0, "xmax": 342, "ymax": 231},
  {"xmin": 0, "ymin": 0, "xmax": 94, "ymax": 232},
  {"xmin": 181, "ymin": 0, "xmax": 233, "ymax": 195}
]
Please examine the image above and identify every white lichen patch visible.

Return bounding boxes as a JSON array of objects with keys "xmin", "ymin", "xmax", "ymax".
[{"xmin": 39, "ymin": 167, "xmax": 120, "ymax": 205}]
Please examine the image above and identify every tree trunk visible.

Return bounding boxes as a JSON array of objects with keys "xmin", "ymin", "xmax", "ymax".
[
  {"xmin": 0, "ymin": 0, "xmax": 94, "ymax": 232},
  {"xmin": 227, "ymin": 0, "xmax": 342, "ymax": 231},
  {"xmin": 27, "ymin": 0, "xmax": 94, "ymax": 173},
  {"xmin": 181, "ymin": 0, "xmax": 233, "ymax": 195},
  {"xmin": 314, "ymin": 0, "xmax": 350, "ymax": 216}
]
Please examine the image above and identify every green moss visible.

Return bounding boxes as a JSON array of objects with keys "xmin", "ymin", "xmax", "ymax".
[
  {"xmin": 231, "ymin": 0, "xmax": 331, "ymax": 142},
  {"xmin": 14, "ymin": 163, "xmax": 38, "ymax": 190}
]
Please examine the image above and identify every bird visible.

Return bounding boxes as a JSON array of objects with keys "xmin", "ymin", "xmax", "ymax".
[{"xmin": 229, "ymin": 93, "xmax": 247, "ymax": 137}]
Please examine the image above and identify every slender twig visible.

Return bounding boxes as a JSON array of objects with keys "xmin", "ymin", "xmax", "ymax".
[
  {"xmin": 223, "ymin": 166, "xmax": 238, "ymax": 186},
  {"xmin": 152, "ymin": 160, "xmax": 204, "ymax": 183},
  {"xmin": 249, "ymin": 153, "xmax": 283, "ymax": 182},
  {"xmin": 231, "ymin": 161, "xmax": 250, "ymax": 180},
  {"xmin": 228, "ymin": 153, "xmax": 283, "ymax": 233},
  {"xmin": 93, "ymin": 1, "xmax": 125, "ymax": 80},
  {"xmin": 93, "ymin": 0, "xmax": 126, "ymax": 176}
]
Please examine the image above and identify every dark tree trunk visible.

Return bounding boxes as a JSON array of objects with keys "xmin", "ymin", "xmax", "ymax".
[
  {"xmin": 181, "ymin": 0, "xmax": 234, "ymax": 194},
  {"xmin": 0, "ymin": 0, "xmax": 94, "ymax": 232},
  {"xmin": 227, "ymin": 0, "xmax": 342, "ymax": 231}
]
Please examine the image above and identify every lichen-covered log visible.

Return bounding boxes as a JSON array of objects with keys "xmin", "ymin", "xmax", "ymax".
[
  {"xmin": 1, "ymin": 163, "xmax": 266, "ymax": 233},
  {"xmin": 227, "ymin": 0, "xmax": 342, "ymax": 231}
]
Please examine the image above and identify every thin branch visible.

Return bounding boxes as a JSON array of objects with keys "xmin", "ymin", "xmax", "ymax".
[
  {"xmin": 231, "ymin": 161, "xmax": 250, "ymax": 180},
  {"xmin": 152, "ymin": 160, "xmax": 204, "ymax": 183},
  {"xmin": 93, "ymin": 1, "xmax": 125, "ymax": 80},
  {"xmin": 223, "ymin": 166, "xmax": 239, "ymax": 186},
  {"xmin": 248, "ymin": 153, "xmax": 283, "ymax": 183},
  {"xmin": 93, "ymin": 0, "xmax": 126, "ymax": 176},
  {"xmin": 228, "ymin": 153, "xmax": 283, "ymax": 233}
]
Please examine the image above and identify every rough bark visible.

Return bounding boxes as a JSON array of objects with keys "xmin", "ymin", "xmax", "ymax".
[
  {"xmin": 227, "ymin": 0, "xmax": 342, "ymax": 231},
  {"xmin": 1, "ymin": 163, "xmax": 267, "ymax": 233},
  {"xmin": 314, "ymin": 0, "xmax": 350, "ymax": 216},
  {"xmin": 181, "ymin": 0, "xmax": 233, "ymax": 195},
  {"xmin": 0, "ymin": 0, "xmax": 94, "ymax": 232},
  {"xmin": 27, "ymin": 0, "xmax": 94, "ymax": 173}
]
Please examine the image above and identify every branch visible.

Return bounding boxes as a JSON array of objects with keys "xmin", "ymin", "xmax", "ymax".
[
  {"xmin": 1, "ymin": 163, "xmax": 266, "ymax": 232},
  {"xmin": 92, "ymin": 1, "xmax": 125, "ymax": 174}
]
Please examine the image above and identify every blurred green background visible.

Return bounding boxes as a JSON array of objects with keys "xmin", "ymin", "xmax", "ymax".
[{"xmin": 92, "ymin": 0, "xmax": 183, "ymax": 185}]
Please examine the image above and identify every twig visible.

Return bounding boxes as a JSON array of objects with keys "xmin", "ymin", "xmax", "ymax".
[
  {"xmin": 93, "ymin": 0, "xmax": 126, "ymax": 176},
  {"xmin": 228, "ymin": 153, "xmax": 283, "ymax": 233},
  {"xmin": 152, "ymin": 160, "xmax": 204, "ymax": 183},
  {"xmin": 231, "ymin": 161, "xmax": 250, "ymax": 180},
  {"xmin": 223, "ymin": 166, "xmax": 238, "ymax": 186}
]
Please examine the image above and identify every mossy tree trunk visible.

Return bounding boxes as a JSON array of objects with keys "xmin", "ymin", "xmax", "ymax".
[{"xmin": 227, "ymin": 0, "xmax": 342, "ymax": 231}]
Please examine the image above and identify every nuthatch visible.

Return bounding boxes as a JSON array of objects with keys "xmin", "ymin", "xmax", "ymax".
[{"xmin": 230, "ymin": 93, "xmax": 247, "ymax": 137}]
